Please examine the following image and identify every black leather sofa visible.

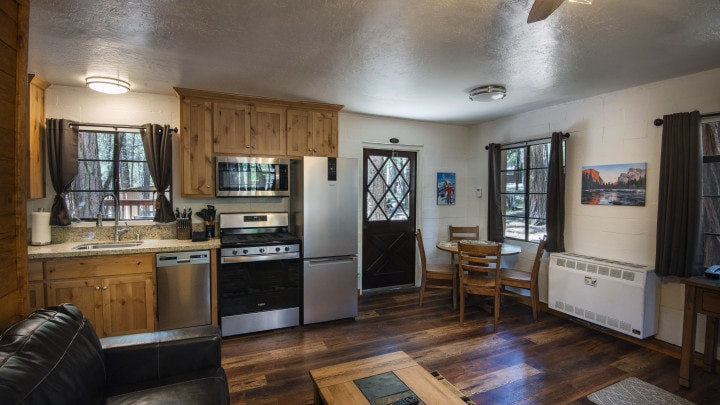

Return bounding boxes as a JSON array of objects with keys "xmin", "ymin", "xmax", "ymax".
[{"xmin": 0, "ymin": 303, "xmax": 229, "ymax": 404}]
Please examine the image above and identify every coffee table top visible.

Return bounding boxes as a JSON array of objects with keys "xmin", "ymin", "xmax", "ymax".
[{"xmin": 309, "ymin": 351, "xmax": 467, "ymax": 404}]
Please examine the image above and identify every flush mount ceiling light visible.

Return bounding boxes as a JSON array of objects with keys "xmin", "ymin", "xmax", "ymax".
[
  {"xmin": 85, "ymin": 77, "xmax": 130, "ymax": 94},
  {"xmin": 468, "ymin": 85, "xmax": 506, "ymax": 102}
]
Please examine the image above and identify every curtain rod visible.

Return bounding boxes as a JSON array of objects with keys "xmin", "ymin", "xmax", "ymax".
[
  {"xmin": 68, "ymin": 122, "xmax": 178, "ymax": 132},
  {"xmin": 653, "ymin": 112, "xmax": 720, "ymax": 127},
  {"xmin": 484, "ymin": 132, "xmax": 569, "ymax": 150}
]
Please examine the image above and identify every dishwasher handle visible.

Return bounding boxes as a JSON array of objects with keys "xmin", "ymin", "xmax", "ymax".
[{"xmin": 156, "ymin": 250, "xmax": 210, "ymax": 267}]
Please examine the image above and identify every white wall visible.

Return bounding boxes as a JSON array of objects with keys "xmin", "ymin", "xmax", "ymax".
[
  {"xmin": 469, "ymin": 68, "xmax": 720, "ymax": 348},
  {"xmin": 338, "ymin": 112, "xmax": 471, "ymax": 276}
]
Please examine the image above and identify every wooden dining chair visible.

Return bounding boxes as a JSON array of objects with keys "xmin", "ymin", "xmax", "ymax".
[
  {"xmin": 500, "ymin": 235, "xmax": 547, "ymax": 321},
  {"xmin": 449, "ymin": 225, "xmax": 480, "ymax": 241},
  {"xmin": 448, "ymin": 225, "xmax": 480, "ymax": 264},
  {"xmin": 416, "ymin": 229, "xmax": 457, "ymax": 309},
  {"xmin": 457, "ymin": 241, "xmax": 502, "ymax": 332}
]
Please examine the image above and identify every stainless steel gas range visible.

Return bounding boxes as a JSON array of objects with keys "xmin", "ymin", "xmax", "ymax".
[{"xmin": 217, "ymin": 212, "xmax": 301, "ymax": 337}]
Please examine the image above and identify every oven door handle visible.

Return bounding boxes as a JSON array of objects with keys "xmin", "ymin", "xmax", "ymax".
[{"xmin": 221, "ymin": 253, "xmax": 300, "ymax": 264}]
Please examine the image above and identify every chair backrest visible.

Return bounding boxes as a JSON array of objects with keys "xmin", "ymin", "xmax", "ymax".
[
  {"xmin": 530, "ymin": 235, "xmax": 548, "ymax": 284},
  {"xmin": 457, "ymin": 242, "xmax": 502, "ymax": 283},
  {"xmin": 449, "ymin": 225, "xmax": 480, "ymax": 241},
  {"xmin": 415, "ymin": 229, "xmax": 427, "ymax": 273}
]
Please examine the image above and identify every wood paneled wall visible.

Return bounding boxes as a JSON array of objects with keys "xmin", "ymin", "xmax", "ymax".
[{"xmin": 0, "ymin": 0, "xmax": 29, "ymax": 328}]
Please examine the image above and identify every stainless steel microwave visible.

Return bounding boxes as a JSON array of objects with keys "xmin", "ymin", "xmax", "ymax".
[{"xmin": 215, "ymin": 156, "xmax": 290, "ymax": 197}]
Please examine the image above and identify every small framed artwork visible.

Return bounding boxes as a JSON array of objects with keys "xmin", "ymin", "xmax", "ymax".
[
  {"xmin": 581, "ymin": 163, "xmax": 647, "ymax": 206},
  {"xmin": 437, "ymin": 172, "xmax": 456, "ymax": 205}
]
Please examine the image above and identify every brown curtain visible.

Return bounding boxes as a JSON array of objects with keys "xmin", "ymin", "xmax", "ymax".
[
  {"xmin": 141, "ymin": 124, "xmax": 175, "ymax": 223},
  {"xmin": 545, "ymin": 132, "xmax": 566, "ymax": 252},
  {"xmin": 487, "ymin": 143, "xmax": 504, "ymax": 242},
  {"xmin": 46, "ymin": 119, "xmax": 78, "ymax": 226},
  {"xmin": 655, "ymin": 111, "xmax": 703, "ymax": 277}
]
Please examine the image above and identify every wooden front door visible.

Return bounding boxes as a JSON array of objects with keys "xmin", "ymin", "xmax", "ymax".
[{"xmin": 362, "ymin": 149, "xmax": 416, "ymax": 290}]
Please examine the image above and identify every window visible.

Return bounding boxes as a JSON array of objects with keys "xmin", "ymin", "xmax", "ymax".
[
  {"xmin": 67, "ymin": 130, "xmax": 165, "ymax": 221},
  {"xmin": 366, "ymin": 153, "xmax": 411, "ymax": 221},
  {"xmin": 702, "ymin": 119, "xmax": 720, "ymax": 266},
  {"xmin": 500, "ymin": 141, "xmax": 564, "ymax": 241}
]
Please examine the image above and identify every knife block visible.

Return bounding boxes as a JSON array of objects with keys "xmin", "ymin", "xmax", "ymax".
[{"xmin": 176, "ymin": 218, "xmax": 192, "ymax": 240}]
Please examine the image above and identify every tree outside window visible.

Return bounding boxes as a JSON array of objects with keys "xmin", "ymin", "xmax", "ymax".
[{"xmin": 67, "ymin": 130, "xmax": 163, "ymax": 221}]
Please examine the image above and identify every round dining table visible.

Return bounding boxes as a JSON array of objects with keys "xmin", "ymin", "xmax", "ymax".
[{"xmin": 435, "ymin": 240, "xmax": 522, "ymax": 256}]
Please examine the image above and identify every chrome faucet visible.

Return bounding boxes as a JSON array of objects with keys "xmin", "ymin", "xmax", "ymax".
[{"xmin": 100, "ymin": 193, "xmax": 129, "ymax": 242}]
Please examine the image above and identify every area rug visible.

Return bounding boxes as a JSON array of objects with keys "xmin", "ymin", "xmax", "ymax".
[
  {"xmin": 587, "ymin": 377, "xmax": 696, "ymax": 405},
  {"xmin": 430, "ymin": 370, "xmax": 477, "ymax": 405}
]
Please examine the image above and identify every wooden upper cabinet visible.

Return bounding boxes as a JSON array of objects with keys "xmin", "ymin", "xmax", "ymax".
[
  {"xmin": 311, "ymin": 111, "xmax": 338, "ymax": 157},
  {"xmin": 174, "ymin": 87, "xmax": 342, "ymax": 196},
  {"xmin": 251, "ymin": 104, "xmax": 286, "ymax": 156},
  {"xmin": 179, "ymin": 96, "xmax": 214, "ymax": 196},
  {"xmin": 287, "ymin": 109, "xmax": 338, "ymax": 157},
  {"xmin": 213, "ymin": 102, "xmax": 286, "ymax": 156},
  {"xmin": 287, "ymin": 109, "xmax": 311, "ymax": 157},
  {"xmin": 28, "ymin": 74, "xmax": 50, "ymax": 199},
  {"xmin": 213, "ymin": 101, "xmax": 251, "ymax": 154}
]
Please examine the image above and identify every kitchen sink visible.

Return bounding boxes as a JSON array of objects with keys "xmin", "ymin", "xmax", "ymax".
[{"xmin": 72, "ymin": 241, "xmax": 144, "ymax": 250}]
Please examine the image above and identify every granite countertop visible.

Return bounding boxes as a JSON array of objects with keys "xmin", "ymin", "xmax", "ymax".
[{"xmin": 28, "ymin": 238, "xmax": 221, "ymax": 260}]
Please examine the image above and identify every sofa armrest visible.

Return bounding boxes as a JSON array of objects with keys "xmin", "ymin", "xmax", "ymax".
[{"xmin": 100, "ymin": 325, "xmax": 222, "ymax": 390}]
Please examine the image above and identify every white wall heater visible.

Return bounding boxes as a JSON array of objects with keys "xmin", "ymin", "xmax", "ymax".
[{"xmin": 548, "ymin": 252, "xmax": 658, "ymax": 339}]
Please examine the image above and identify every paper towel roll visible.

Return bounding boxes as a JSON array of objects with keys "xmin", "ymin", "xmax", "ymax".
[{"xmin": 31, "ymin": 212, "xmax": 51, "ymax": 246}]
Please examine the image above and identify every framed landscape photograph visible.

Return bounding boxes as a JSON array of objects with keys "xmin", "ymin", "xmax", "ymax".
[
  {"xmin": 437, "ymin": 172, "xmax": 456, "ymax": 205},
  {"xmin": 581, "ymin": 163, "xmax": 647, "ymax": 206}
]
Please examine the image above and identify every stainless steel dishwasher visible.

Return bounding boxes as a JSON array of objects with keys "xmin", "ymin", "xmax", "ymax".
[{"xmin": 156, "ymin": 250, "xmax": 211, "ymax": 330}]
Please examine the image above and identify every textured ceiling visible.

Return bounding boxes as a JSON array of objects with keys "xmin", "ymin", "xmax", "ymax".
[{"xmin": 28, "ymin": 0, "xmax": 720, "ymax": 125}]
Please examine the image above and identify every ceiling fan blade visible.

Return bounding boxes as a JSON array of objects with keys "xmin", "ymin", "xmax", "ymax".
[{"xmin": 527, "ymin": 0, "xmax": 566, "ymax": 23}]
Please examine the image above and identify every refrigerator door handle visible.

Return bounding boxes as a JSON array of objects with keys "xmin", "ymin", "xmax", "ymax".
[{"xmin": 307, "ymin": 257, "xmax": 356, "ymax": 264}]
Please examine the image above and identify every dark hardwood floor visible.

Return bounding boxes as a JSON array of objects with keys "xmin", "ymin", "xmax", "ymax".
[{"xmin": 220, "ymin": 288, "xmax": 720, "ymax": 404}]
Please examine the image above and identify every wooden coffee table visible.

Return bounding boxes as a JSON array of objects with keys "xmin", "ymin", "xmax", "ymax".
[{"xmin": 309, "ymin": 351, "xmax": 467, "ymax": 404}]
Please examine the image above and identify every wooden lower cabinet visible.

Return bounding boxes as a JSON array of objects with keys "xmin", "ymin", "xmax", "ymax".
[
  {"xmin": 47, "ymin": 278, "xmax": 104, "ymax": 330},
  {"xmin": 102, "ymin": 275, "xmax": 155, "ymax": 336},
  {"xmin": 27, "ymin": 261, "xmax": 45, "ymax": 313},
  {"xmin": 42, "ymin": 253, "xmax": 156, "ymax": 337},
  {"xmin": 27, "ymin": 282, "xmax": 45, "ymax": 313}
]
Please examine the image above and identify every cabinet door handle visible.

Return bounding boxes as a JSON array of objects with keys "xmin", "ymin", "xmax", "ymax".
[
  {"xmin": 102, "ymin": 285, "xmax": 108, "ymax": 291},
  {"xmin": 95, "ymin": 286, "xmax": 100, "ymax": 291}
]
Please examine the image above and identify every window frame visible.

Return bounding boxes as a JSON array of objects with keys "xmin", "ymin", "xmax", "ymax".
[
  {"xmin": 702, "ymin": 118, "xmax": 720, "ymax": 266},
  {"xmin": 499, "ymin": 140, "xmax": 564, "ymax": 242},
  {"xmin": 68, "ymin": 129, "xmax": 169, "ymax": 221}
]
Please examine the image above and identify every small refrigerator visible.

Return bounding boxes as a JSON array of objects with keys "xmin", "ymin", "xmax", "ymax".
[{"xmin": 291, "ymin": 156, "xmax": 359, "ymax": 324}]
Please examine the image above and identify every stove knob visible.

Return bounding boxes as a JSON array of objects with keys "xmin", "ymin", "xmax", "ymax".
[
  {"xmin": 275, "ymin": 247, "xmax": 281, "ymax": 252},
  {"xmin": 259, "ymin": 248, "xmax": 265, "ymax": 253},
  {"xmin": 243, "ymin": 249, "xmax": 249, "ymax": 255},
  {"xmin": 232, "ymin": 249, "xmax": 238, "ymax": 255},
  {"xmin": 284, "ymin": 246, "xmax": 290, "ymax": 252}
]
